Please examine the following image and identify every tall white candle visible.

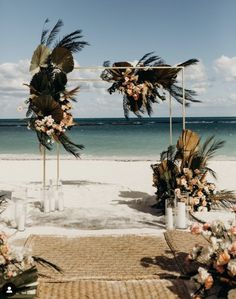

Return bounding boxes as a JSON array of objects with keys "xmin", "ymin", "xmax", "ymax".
[
  {"xmin": 166, "ymin": 207, "xmax": 174, "ymax": 229},
  {"xmin": 57, "ymin": 190, "xmax": 64, "ymax": 211},
  {"xmin": 176, "ymin": 202, "xmax": 186, "ymax": 229},
  {"xmin": 15, "ymin": 201, "xmax": 24, "ymax": 224},
  {"xmin": 18, "ymin": 214, "xmax": 25, "ymax": 231},
  {"xmin": 48, "ymin": 189, "xmax": 55, "ymax": 212}
]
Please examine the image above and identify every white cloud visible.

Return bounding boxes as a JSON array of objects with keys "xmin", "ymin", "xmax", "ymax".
[
  {"xmin": 184, "ymin": 60, "xmax": 207, "ymax": 82},
  {"xmin": 214, "ymin": 55, "xmax": 236, "ymax": 81}
]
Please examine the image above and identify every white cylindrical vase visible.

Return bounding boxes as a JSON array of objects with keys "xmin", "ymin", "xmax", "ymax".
[{"xmin": 176, "ymin": 202, "xmax": 187, "ymax": 229}]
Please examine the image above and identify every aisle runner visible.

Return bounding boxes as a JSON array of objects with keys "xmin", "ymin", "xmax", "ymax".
[{"xmin": 25, "ymin": 234, "xmax": 192, "ymax": 299}]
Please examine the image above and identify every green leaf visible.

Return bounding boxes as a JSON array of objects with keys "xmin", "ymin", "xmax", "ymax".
[{"xmin": 30, "ymin": 44, "xmax": 51, "ymax": 73}]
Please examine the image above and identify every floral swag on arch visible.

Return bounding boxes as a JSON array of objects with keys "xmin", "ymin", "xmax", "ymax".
[
  {"xmin": 100, "ymin": 52, "xmax": 200, "ymax": 118},
  {"xmin": 25, "ymin": 19, "xmax": 89, "ymax": 157}
]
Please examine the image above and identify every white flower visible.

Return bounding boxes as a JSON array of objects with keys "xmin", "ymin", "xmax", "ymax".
[
  {"xmin": 197, "ymin": 267, "xmax": 210, "ymax": 284},
  {"xmin": 201, "ymin": 246, "xmax": 214, "ymax": 262},
  {"xmin": 210, "ymin": 236, "xmax": 220, "ymax": 250},
  {"xmin": 228, "ymin": 288, "xmax": 236, "ymax": 299},
  {"xmin": 228, "ymin": 259, "xmax": 236, "ymax": 276}
]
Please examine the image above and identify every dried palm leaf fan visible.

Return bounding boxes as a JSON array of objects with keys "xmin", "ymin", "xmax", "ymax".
[
  {"xmin": 101, "ymin": 52, "xmax": 200, "ymax": 118},
  {"xmin": 25, "ymin": 19, "xmax": 89, "ymax": 157}
]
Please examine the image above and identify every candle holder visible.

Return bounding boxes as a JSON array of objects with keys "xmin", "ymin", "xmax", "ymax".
[
  {"xmin": 165, "ymin": 196, "xmax": 176, "ymax": 230},
  {"xmin": 175, "ymin": 191, "xmax": 189, "ymax": 229}
]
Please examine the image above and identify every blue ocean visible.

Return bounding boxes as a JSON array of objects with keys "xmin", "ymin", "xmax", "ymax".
[{"xmin": 0, "ymin": 117, "xmax": 235, "ymax": 160}]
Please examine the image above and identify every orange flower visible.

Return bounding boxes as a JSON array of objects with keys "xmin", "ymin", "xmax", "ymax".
[
  {"xmin": 203, "ymin": 223, "xmax": 211, "ymax": 230},
  {"xmin": 190, "ymin": 223, "xmax": 203, "ymax": 235},
  {"xmin": 205, "ymin": 275, "xmax": 214, "ymax": 289},
  {"xmin": 216, "ymin": 250, "xmax": 230, "ymax": 266}
]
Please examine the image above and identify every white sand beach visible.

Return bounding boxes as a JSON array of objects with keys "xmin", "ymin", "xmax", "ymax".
[{"xmin": 0, "ymin": 159, "xmax": 235, "ymax": 243}]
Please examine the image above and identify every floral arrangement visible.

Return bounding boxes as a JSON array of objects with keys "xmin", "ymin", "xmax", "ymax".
[
  {"xmin": 189, "ymin": 220, "xmax": 236, "ymax": 298},
  {"xmin": 0, "ymin": 231, "xmax": 37, "ymax": 295},
  {"xmin": 151, "ymin": 129, "xmax": 226, "ymax": 213},
  {"xmin": 101, "ymin": 53, "xmax": 199, "ymax": 118},
  {"xmin": 25, "ymin": 19, "xmax": 88, "ymax": 157},
  {"xmin": 0, "ymin": 231, "xmax": 61, "ymax": 296},
  {"xmin": 175, "ymin": 173, "xmax": 216, "ymax": 212}
]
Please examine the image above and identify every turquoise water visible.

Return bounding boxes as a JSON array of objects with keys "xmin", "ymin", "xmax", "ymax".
[{"xmin": 0, "ymin": 117, "xmax": 235, "ymax": 160}]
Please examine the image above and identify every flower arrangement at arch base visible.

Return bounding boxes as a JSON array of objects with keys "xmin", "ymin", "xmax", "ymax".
[
  {"xmin": 0, "ymin": 231, "xmax": 61, "ymax": 298},
  {"xmin": 151, "ymin": 129, "xmax": 236, "ymax": 214},
  {"xmin": 189, "ymin": 220, "xmax": 236, "ymax": 299}
]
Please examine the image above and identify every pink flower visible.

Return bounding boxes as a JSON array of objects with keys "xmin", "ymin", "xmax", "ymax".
[
  {"xmin": 231, "ymin": 226, "xmax": 236, "ymax": 235},
  {"xmin": 7, "ymin": 271, "xmax": 13, "ymax": 278},
  {"xmin": 203, "ymin": 223, "xmax": 211, "ymax": 230},
  {"xmin": 191, "ymin": 223, "xmax": 203, "ymax": 235}
]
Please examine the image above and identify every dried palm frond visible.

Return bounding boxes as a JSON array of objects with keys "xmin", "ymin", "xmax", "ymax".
[
  {"xmin": 176, "ymin": 129, "xmax": 200, "ymax": 161},
  {"xmin": 30, "ymin": 45, "xmax": 51, "ymax": 73},
  {"xmin": 210, "ymin": 190, "xmax": 236, "ymax": 209},
  {"xmin": 51, "ymin": 47, "xmax": 74, "ymax": 73},
  {"xmin": 31, "ymin": 95, "xmax": 63, "ymax": 123},
  {"xmin": 62, "ymin": 86, "xmax": 80, "ymax": 101}
]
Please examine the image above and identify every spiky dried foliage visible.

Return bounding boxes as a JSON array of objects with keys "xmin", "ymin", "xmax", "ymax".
[
  {"xmin": 101, "ymin": 52, "xmax": 200, "ymax": 118},
  {"xmin": 25, "ymin": 19, "xmax": 88, "ymax": 157},
  {"xmin": 151, "ymin": 129, "xmax": 229, "ymax": 212}
]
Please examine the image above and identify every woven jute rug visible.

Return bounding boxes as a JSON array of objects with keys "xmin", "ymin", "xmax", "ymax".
[
  {"xmin": 25, "ymin": 234, "xmax": 180, "ymax": 281},
  {"xmin": 164, "ymin": 230, "xmax": 209, "ymax": 275},
  {"xmin": 35, "ymin": 279, "xmax": 191, "ymax": 299}
]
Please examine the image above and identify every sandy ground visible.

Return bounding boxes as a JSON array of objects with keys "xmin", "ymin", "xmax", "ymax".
[{"xmin": 0, "ymin": 159, "xmax": 235, "ymax": 243}]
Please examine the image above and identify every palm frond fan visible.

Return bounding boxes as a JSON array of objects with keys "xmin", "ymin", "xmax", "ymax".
[
  {"xmin": 100, "ymin": 52, "xmax": 200, "ymax": 118},
  {"xmin": 25, "ymin": 19, "xmax": 89, "ymax": 157}
]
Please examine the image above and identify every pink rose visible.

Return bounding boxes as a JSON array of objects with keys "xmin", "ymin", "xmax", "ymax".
[{"xmin": 191, "ymin": 223, "xmax": 203, "ymax": 235}]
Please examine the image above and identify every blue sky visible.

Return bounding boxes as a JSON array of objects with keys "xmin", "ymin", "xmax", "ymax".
[{"xmin": 1, "ymin": 0, "xmax": 236, "ymax": 118}]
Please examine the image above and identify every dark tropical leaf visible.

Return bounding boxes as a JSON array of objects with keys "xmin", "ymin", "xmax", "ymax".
[
  {"xmin": 51, "ymin": 47, "xmax": 74, "ymax": 73},
  {"xmin": 32, "ymin": 95, "xmax": 63, "ymax": 123},
  {"xmin": 30, "ymin": 71, "xmax": 50, "ymax": 95},
  {"xmin": 103, "ymin": 60, "xmax": 111, "ymax": 67},
  {"xmin": 53, "ymin": 72, "xmax": 67, "ymax": 94},
  {"xmin": 62, "ymin": 86, "xmax": 80, "ymax": 101},
  {"xmin": 58, "ymin": 134, "xmax": 84, "ymax": 158},
  {"xmin": 30, "ymin": 45, "xmax": 51, "ymax": 73},
  {"xmin": 54, "ymin": 30, "xmax": 89, "ymax": 53},
  {"xmin": 46, "ymin": 19, "xmax": 63, "ymax": 47},
  {"xmin": 40, "ymin": 18, "xmax": 50, "ymax": 44},
  {"xmin": 37, "ymin": 131, "xmax": 52, "ymax": 150},
  {"xmin": 33, "ymin": 256, "xmax": 62, "ymax": 273},
  {"xmin": 177, "ymin": 58, "xmax": 199, "ymax": 68}
]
